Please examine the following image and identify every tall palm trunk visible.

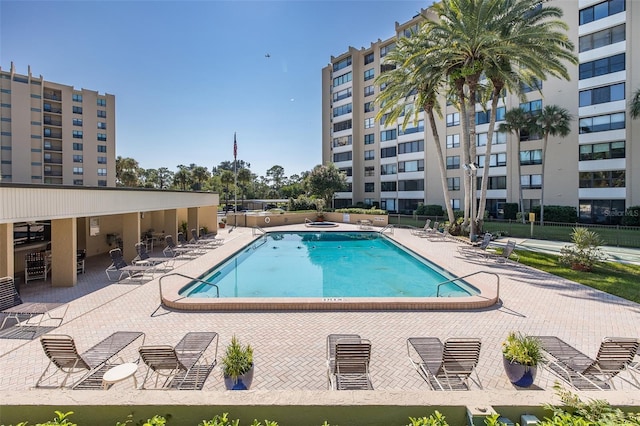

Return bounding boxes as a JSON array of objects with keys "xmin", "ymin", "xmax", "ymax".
[
  {"xmin": 425, "ymin": 104, "xmax": 456, "ymax": 226},
  {"xmin": 517, "ymin": 133, "xmax": 525, "ymax": 223},
  {"xmin": 455, "ymin": 79, "xmax": 471, "ymax": 224},
  {"xmin": 540, "ymin": 134, "xmax": 549, "ymax": 226}
]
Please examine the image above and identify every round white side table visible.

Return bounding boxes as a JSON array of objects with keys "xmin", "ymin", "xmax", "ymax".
[{"xmin": 102, "ymin": 362, "xmax": 138, "ymax": 389}]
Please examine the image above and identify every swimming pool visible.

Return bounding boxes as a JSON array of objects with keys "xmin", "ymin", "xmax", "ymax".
[{"xmin": 179, "ymin": 231, "xmax": 477, "ymax": 299}]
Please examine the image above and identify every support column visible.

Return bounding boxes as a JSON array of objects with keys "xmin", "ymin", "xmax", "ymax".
[
  {"xmin": 164, "ymin": 209, "xmax": 178, "ymax": 241},
  {"xmin": 198, "ymin": 206, "xmax": 218, "ymax": 235},
  {"xmin": 51, "ymin": 218, "xmax": 77, "ymax": 287},
  {"xmin": 187, "ymin": 207, "xmax": 199, "ymax": 238},
  {"xmin": 0, "ymin": 223, "xmax": 14, "ymax": 279},
  {"xmin": 121, "ymin": 213, "xmax": 141, "ymax": 262}
]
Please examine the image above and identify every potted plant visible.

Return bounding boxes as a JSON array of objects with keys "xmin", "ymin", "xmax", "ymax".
[
  {"xmin": 218, "ymin": 217, "xmax": 226, "ymax": 229},
  {"xmin": 221, "ymin": 335, "xmax": 254, "ymax": 390},
  {"xmin": 502, "ymin": 331, "xmax": 543, "ymax": 388}
]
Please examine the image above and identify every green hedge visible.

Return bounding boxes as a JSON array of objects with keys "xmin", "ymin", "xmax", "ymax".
[{"xmin": 335, "ymin": 208, "xmax": 387, "ymax": 215}]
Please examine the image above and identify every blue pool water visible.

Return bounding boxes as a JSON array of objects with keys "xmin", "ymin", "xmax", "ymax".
[{"xmin": 180, "ymin": 232, "xmax": 477, "ymax": 298}]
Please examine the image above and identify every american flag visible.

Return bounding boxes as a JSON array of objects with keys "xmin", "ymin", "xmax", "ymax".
[{"xmin": 233, "ymin": 133, "xmax": 237, "ymax": 160}]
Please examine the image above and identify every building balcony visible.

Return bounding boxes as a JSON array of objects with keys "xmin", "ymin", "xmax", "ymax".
[
  {"xmin": 43, "ymin": 171, "xmax": 63, "ymax": 177},
  {"xmin": 43, "ymin": 144, "xmax": 63, "ymax": 152},
  {"xmin": 43, "ymin": 158, "xmax": 62, "ymax": 164},
  {"xmin": 43, "ymin": 117, "xmax": 62, "ymax": 126},
  {"xmin": 43, "ymin": 93, "xmax": 62, "ymax": 101}
]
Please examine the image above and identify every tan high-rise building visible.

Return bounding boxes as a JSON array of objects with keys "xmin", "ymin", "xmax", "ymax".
[
  {"xmin": 322, "ymin": 0, "xmax": 639, "ymax": 224},
  {"xmin": 0, "ymin": 63, "xmax": 116, "ymax": 186}
]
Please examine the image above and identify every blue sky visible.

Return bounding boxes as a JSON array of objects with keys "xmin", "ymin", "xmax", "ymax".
[{"xmin": 1, "ymin": 0, "xmax": 430, "ymax": 178}]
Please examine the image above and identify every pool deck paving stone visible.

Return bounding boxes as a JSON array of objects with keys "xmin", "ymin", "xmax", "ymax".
[{"xmin": 1, "ymin": 223, "xmax": 639, "ymax": 410}]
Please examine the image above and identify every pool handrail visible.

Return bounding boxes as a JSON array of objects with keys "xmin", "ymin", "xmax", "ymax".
[
  {"xmin": 436, "ymin": 271, "xmax": 499, "ymax": 299},
  {"xmin": 252, "ymin": 226, "xmax": 266, "ymax": 236},
  {"xmin": 158, "ymin": 272, "xmax": 220, "ymax": 306},
  {"xmin": 378, "ymin": 224, "xmax": 394, "ymax": 235}
]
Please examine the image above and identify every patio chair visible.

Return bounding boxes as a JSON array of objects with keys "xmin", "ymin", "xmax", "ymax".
[
  {"xmin": 0, "ymin": 276, "xmax": 68, "ymax": 338},
  {"xmin": 177, "ymin": 232, "xmax": 215, "ymax": 250},
  {"xmin": 326, "ymin": 334, "xmax": 373, "ymax": 390},
  {"xmin": 190, "ymin": 229, "xmax": 223, "ymax": 246},
  {"xmin": 489, "ymin": 240, "xmax": 520, "ymax": 263},
  {"xmin": 411, "ymin": 219, "xmax": 432, "ymax": 236},
  {"xmin": 36, "ymin": 331, "xmax": 145, "ymax": 388},
  {"xmin": 407, "ymin": 337, "xmax": 482, "ymax": 390},
  {"xmin": 162, "ymin": 235, "xmax": 200, "ymax": 258},
  {"xmin": 534, "ymin": 336, "xmax": 639, "ymax": 390},
  {"xmin": 457, "ymin": 233, "xmax": 495, "ymax": 258},
  {"xmin": 133, "ymin": 242, "xmax": 175, "ymax": 271},
  {"xmin": 24, "ymin": 251, "xmax": 51, "ymax": 283},
  {"xmin": 105, "ymin": 248, "xmax": 154, "ymax": 282},
  {"xmin": 424, "ymin": 225, "xmax": 452, "ymax": 242},
  {"xmin": 139, "ymin": 331, "xmax": 218, "ymax": 389},
  {"xmin": 76, "ymin": 249, "xmax": 86, "ymax": 274}
]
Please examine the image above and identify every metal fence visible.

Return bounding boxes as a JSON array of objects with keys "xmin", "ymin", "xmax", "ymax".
[{"xmin": 387, "ymin": 214, "xmax": 640, "ymax": 248}]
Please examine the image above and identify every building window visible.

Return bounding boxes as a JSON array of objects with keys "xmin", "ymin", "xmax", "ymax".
[
  {"xmin": 97, "ymin": 145, "xmax": 107, "ymax": 153},
  {"xmin": 72, "ymin": 106, "xmax": 83, "ymax": 114},
  {"xmin": 398, "ymin": 179, "xmax": 424, "ymax": 191},
  {"xmin": 520, "ymin": 127, "xmax": 541, "ymax": 141},
  {"xmin": 72, "ymin": 130, "xmax": 83, "ymax": 139},
  {"xmin": 579, "ymin": 24, "xmax": 625, "ymax": 53},
  {"xmin": 364, "ymin": 118, "xmax": 375, "ymax": 129},
  {"xmin": 72, "ymin": 93, "xmax": 83, "ymax": 102},
  {"xmin": 520, "ymin": 99, "xmax": 542, "ymax": 114},
  {"xmin": 446, "ymin": 134, "xmax": 460, "ymax": 148},
  {"xmin": 476, "ymin": 107, "xmax": 506, "ymax": 124},
  {"xmin": 73, "ymin": 179, "xmax": 83, "ymax": 185},
  {"xmin": 333, "ymin": 119, "xmax": 352, "ymax": 132},
  {"xmin": 398, "ymin": 120, "xmax": 424, "ymax": 136},
  {"xmin": 97, "ymin": 122, "xmax": 107, "ymax": 129},
  {"xmin": 520, "ymin": 79, "xmax": 542, "ymax": 93},
  {"xmin": 364, "ymin": 134, "xmax": 375, "ymax": 145},
  {"xmin": 333, "ymin": 72, "xmax": 352, "ymax": 87},
  {"xmin": 73, "ymin": 143, "xmax": 83, "ymax": 150},
  {"xmin": 333, "ymin": 87, "xmax": 352, "ymax": 102},
  {"xmin": 579, "ymin": 199, "xmax": 625, "ymax": 224},
  {"xmin": 98, "ymin": 156, "xmax": 107, "ymax": 164},
  {"xmin": 380, "ymin": 147, "xmax": 397, "ymax": 158},
  {"xmin": 364, "ymin": 150, "xmax": 375, "ymax": 160},
  {"xmin": 333, "ymin": 151, "xmax": 352, "ymax": 162},
  {"xmin": 380, "ymin": 129, "xmax": 397, "ymax": 141},
  {"xmin": 477, "ymin": 153, "xmax": 507, "ymax": 167},
  {"xmin": 398, "ymin": 159, "xmax": 424, "ymax": 172},
  {"xmin": 364, "ymin": 69, "xmax": 375, "ymax": 81},
  {"xmin": 579, "ymin": 113, "xmax": 625, "ymax": 133},
  {"xmin": 98, "ymin": 179, "xmax": 107, "ymax": 187},
  {"xmin": 380, "ymin": 43, "xmax": 395, "ymax": 57},
  {"xmin": 97, "ymin": 133, "xmax": 107, "ymax": 141},
  {"xmin": 579, "ymin": 83, "xmax": 625, "ymax": 107},
  {"xmin": 579, "ymin": 53, "xmax": 625, "ymax": 80},
  {"xmin": 447, "ymin": 177, "xmax": 460, "ymax": 191},
  {"xmin": 97, "ymin": 168, "xmax": 107, "ymax": 176},
  {"xmin": 364, "ymin": 182, "xmax": 375, "ymax": 192},
  {"xmin": 333, "ymin": 135, "xmax": 352, "ymax": 147},
  {"xmin": 446, "ymin": 112, "xmax": 460, "ymax": 127},
  {"xmin": 479, "ymin": 176, "xmax": 507, "ymax": 190},
  {"xmin": 364, "ymin": 52, "xmax": 374, "ymax": 65},
  {"xmin": 579, "ymin": 170, "xmax": 625, "ymax": 188},
  {"xmin": 381, "ymin": 181, "xmax": 397, "ymax": 191},
  {"xmin": 364, "ymin": 166, "xmax": 375, "ymax": 177},
  {"xmin": 381, "ymin": 164, "xmax": 397, "ymax": 175},
  {"xmin": 97, "ymin": 110, "xmax": 107, "ymax": 118},
  {"xmin": 333, "ymin": 103, "xmax": 352, "ymax": 117},
  {"xmin": 364, "ymin": 85, "xmax": 374, "ymax": 97},
  {"xmin": 579, "ymin": 141, "xmax": 625, "ymax": 161},
  {"xmin": 521, "ymin": 174, "xmax": 542, "ymax": 189},
  {"xmin": 73, "ymin": 155, "xmax": 83, "ymax": 163},
  {"xmin": 97, "ymin": 98, "xmax": 107, "ymax": 107},
  {"xmin": 446, "ymin": 155, "xmax": 460, "ymax": 169},
  {"xmin": 339, "ymin": 167, "xmax": 352, "ymax": 177},
  {"xmin": 520, "ymin": 150, "xmax": 542, "ymax": 165},
  {"xmin": 364, "ymin": 102, "xmax": 374, "ymax": 113},
  {"xmin": 333, "ymin": 56, "xmax": 352, "ymax": 72},
  {"xmin": 398, "ymin": 140, "xmax": 424, "ymax": 154},
  {"xmin": 451, "ymin": 199, "xmax": 461, "ymax": 210},
  {"xmin": 73, "ymin": 167, "xmax": 83, "ymax": 175},
  {"xmin": 579, "ymin": 0, "xmax": 625, "ymax": 25},
  {"xmin": 72, "ymin": 118, "xmax": 83, "ymax": 126}
]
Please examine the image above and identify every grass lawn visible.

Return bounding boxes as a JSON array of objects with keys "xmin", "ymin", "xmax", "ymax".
[{"xmin": 516, "ymin": 250, "xmax": 640, "ymax": 304}]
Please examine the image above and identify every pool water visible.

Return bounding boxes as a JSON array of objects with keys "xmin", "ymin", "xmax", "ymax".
[{"xmin": 180, "ymin": 232, "xmax": 477, "ymax": 298}]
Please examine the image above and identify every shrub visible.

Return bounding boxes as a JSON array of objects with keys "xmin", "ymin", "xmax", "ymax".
[
  {"xmin": 502, "ymin": 203, "xmax": 518, "ymax": 220},
  {"xmin": 288, "ymin": 195, "xmax": 320, "ymax": 211},
  {"xmin": 531, "ymin": 205, "xmax": 577, "ymax": 223},
  {"xmin": 415, "ymin": 204, "xmax": 444, "ymax": 216},
  {"xmin": 559, "ymin": 228, "xmax": 606, "ymax": 272},
  {"xmin": 335, "ymin": 207, "xmax": 387, "ymax": 215}
]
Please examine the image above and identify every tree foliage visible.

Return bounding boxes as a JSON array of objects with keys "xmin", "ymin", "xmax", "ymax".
[{"xmin": 304, "ymin": 163, "xmax": 347, "ymax": 207}]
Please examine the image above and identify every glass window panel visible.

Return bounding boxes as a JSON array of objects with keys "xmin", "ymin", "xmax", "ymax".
[
  {"xmin": 610, "ymin": 83, "xmax": 625, "ymax": 101},
  {"xmin": 580, "ymin": 7, "xmax": 594, "ymax": 24},
  {"xmin": 610, "ymin": 113, "xmax": 625, "ymax": 129},
  {"xmin": 609, "ymin": 0, "xmax": 625, "ymax": 15},
  {"xmin": 610, "ymin": 54, "xmax": 625, "ymax": 73},
  {"xmin": 611, "ymin": 24, "xmax": 625, "ymax": 43},
  {"xmin": 593, "ymin": 2, "xmax": 608, "ymax": 20},
  {"xmin": 579, "ymin": 91, "xmax": 591, "ymax": 107}
]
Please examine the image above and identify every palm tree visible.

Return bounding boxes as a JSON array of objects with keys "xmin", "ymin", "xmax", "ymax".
[
  {"xmin": 173, "ymin": 168, "xmax": 191, "ymax": 191},
  {"xmin": 530, "ymin": 105, "xmax": 572, "ymax": 225},
  {"xmin": 498, "ymin": 108, "xmax": 533, "ymax": 223},
  {"xmin": 423, "ymin": 0, "xmax": 577, "ymax": 232},
  {"xmin": 190, "ymin": 166, "xmax": 210, "ymax": 191},
  {"xmin": 374, "ymin": 32, "xmax": 456, "ymax": 227},
  {"xmin": 631, "ymin": 87, "xmax": 640, "ymax": 119}
]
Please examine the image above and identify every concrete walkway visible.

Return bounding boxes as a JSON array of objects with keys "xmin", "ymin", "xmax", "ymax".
[{"xmin": 1, "ymin": 224, "xmax": 639, "ymax": 425}]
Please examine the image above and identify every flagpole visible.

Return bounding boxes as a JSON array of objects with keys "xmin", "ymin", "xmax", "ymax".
[{"xmin": 233, "ymin": 132, "xmax": 238, "ymax": 227}]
